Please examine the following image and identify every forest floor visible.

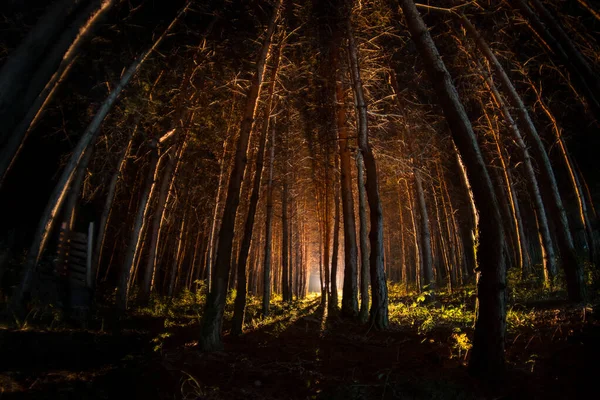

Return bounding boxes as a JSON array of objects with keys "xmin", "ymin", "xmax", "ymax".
[{"xmin": 0, "ymin": 283, "xmax": 599, "ymax": 399}]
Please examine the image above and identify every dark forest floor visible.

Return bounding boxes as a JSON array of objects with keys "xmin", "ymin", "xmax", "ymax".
[{"xmin": 0, "ymin": 288, "xmax": 599, "ymax": 399}]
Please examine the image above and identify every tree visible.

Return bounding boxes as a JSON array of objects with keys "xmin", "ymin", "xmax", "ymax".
[
  {"xmin": 199, "ymin": 0, "xmax": 281, "ymax": 351},
  {"xmin": 399, "ymin": 0, "xmax": 507, "ymax": 376}
]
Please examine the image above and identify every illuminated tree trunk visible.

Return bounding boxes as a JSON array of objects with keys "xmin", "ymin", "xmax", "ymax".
[
  {"xmin": 10, "ymin": 4, "xmax": 189, "ymax": 310},
  {"xmin": 415, "ymin": 170, "xmax": 433, "ymax": 295},
  {"xmin": 93, "ymin": 126, "xmax": 136, "ymax": 283},
  {"xmin": 356, "ymin": 151, "xmax": 370, "ymax": 323},
  {"xmin": 262, "ymin": 121, "xmax": 277, "ymax": 317},
  {"xmin": 406, "ymin": 179, "xmax": 420, "ymax": 289},
  {"xmin": 0, "ymin": 0, "xmax": 86, "ymax": 151},
  {"xmin": 330, "ymin": 165, "xmax": 341, "ymax": 312},
  {"xmin": 117, "ymin": 140, "xmax": 162, "ymax": 311},
  {"xmin": 347, "ymin": 19, "xmax": 388, "ymax": 329},
  {"xmin": 332, "ymin": 47, "xmax": 359, "ymax": 318},
  {"xmin": 0, "ymin": 0, "xmax": 114, "ymax": 185},
  {"xmin": 168, "ymin": 206, "xmax": 188, "ymax": 297},
  {"xmin": 510, "ymin": 0, "xmax": 600, "ymax": 118},
  {"xmin": 199, "ymin": 0, "xmax": 280, "ymax": 351},
  {"xmin": 281, "ymin": 177, "xmax": 291, "ymax": 303},
  {"xmin": 462, "ymin": 14, "xmax": 584, "ymax": 300},
  {"xmin": 400, "ymin": 0, "xmax": 506, "ymax": 375},
  {"xmin": 141, "ymin": 141, "xmax": 184, "ymax": 299},
  {"xmin": 232, "ymin": 43, "xmax": 281, "ymax": 334},
  {"xmin": 531, "ymin": 86, "xmax": 597, "ymax": 265}
]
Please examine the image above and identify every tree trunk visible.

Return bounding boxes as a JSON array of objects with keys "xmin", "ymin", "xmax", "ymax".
[
  {"xmin": 0, "ymin": 0, "xmax": 114, "ymax": 185},
  {"xmin": 141, "ymin": 142, "xmax": 182, "ymax": 298},
  {"xmin": 462, "ymin": 14, "xmax": 583, "ymax": 300},
  {"xmin": 415, "ymin": 170, "xmax": 434, "ymax": 295},
  {"xmin": 117, "ymin": 141, "xmax": 161, "ymax": 311},
  {"xmin": 346, "ymin": 18, "xmax": 388, "ymax": 329},
  {"xmin": 0, "ymin": 0, "xmax": 85, "ymax": 146},
  {"xmin": 531, "ymin": 85, "xmax": 597, "ymax": 265},
  {"xmin": 232, "ymin": 43, "xmax": 281, "ymax": 334},
  {"xmin": 93, "ymin": 125, "xmax": 136, "ymax": 283},
  {"xmin": 330, "ymin": 166, "xmax": 341, "ymax": 313},
  {"xmin": 10, "ymin": 19, "xmax": 182, "ymax": 308},
  {"xmin": 281, "ymin": 177, "xmax": 291, "ymax": 303},
  {"xmin": 510, "ymin": 0, "xmax": 600, "ymax": 119},
  {"xmin": 331, "ymin": 35, "xmax": 359, "ymax": 318},
  {"xmin": 399, "ymin": 0, "xmax": 506, "ymax": 376},
  {"xmin": 356, "ymin": 151, "xmax": 370, "ymax": 323},
  {"xmin": 199, "ymin": 0, "xmax": 280, "ymax": 351}
]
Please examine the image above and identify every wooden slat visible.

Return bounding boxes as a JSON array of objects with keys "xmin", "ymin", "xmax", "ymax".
[
  {"xmin": 69, "ymin": 278, "xmax": 86, "ymax": 287},
  {"xmin": 70, "ymin": 242, "xmax": 87, "ymax": 252},
  {"xmin": 69, "ymin": 264, "xmax": 87, "ymax": 274},
  {"xmin": 69, "ymin": 270, "xmax": 87, "ymax": 280},
  {"xmin": 71, "ymin": 232, "xmax": 87, "ymax": 242},
  {"xmin": 68, "ymin": 248, "xmax": 87, "ymax": 258}
]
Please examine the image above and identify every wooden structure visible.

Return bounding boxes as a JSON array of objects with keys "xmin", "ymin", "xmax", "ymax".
[{"xmin": 56, "ymin": 222, "xmax": 94, "ymax": 289}]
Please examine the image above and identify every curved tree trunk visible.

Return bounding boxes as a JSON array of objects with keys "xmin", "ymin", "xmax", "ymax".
[
  {"xmin": 0, "ymin": 0, "xmax": 114, "ymax": 185},
  {"xmin": 0, "ymin": 0, "xmax": 86, "ymax": 145},
  {"xmin": 477, "ymin": 66, "xmax": 556, "ymax": 283},
  {"xmin": 400, "ymin": 0, "xmax": 507, "ymax": 376},
  {"xmin": 462, "ymin": 14, "xmax": 584, "ymax": 301}
]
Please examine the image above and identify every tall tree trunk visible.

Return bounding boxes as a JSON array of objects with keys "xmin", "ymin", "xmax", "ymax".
[
  {"xmin": 347, "ymin": 18, "xmax": 388, "ymax": 329},
  {"xmin": 0, "ymin": 0, "xmax": 85, "ymax": 146},
  {"xmin": 331, "ymin": 33, "xmax": 359, "ymax": 318},
  {"xmin": 232, "ymin": 43, "xmax": 281, "ymax": 334},
  {"xmin": 281, "ymin": 177, "xmax": 291, "ymax": 303},
  {"xmin": 262, "ymin": 119, "xmax": 277, "ymax": 316},
  {"xmin": 415, "ymin": 170, "xmax": 434, "ymax": 295},
  {"xmin": 481, "ymin": 103, "xmax": 531, "ymax": 275},
  {"xmin": 141, "ymin": 141, "xmax": 184, "ymax": 299},
  {"xmin": 356, "ymin": 151, "xmax": 370, "ymax": 323},
  {"xmin": 462, "ymin": 14, "xmax": 583, "ymax": 300},
  {"xmin": 400, "ymin": 0, "xmax": 507, "ymax": 376},
  {"xmin": 199, "ymin": 1, "xmax": 281, "ymax": 351},
  {"xmin": 93, "ymin": 125, "xmax": 136, "ymax": 283},
  {"xmin": 330, "ymin": 165, "xmax": 341, "ymax": 313},
  {"xmin": 117, "ymin": 140, "xmax": 162, "ymax": 311},
  {"xmin": 406, "ymin": 179, "xmax": 421, "ymax": 289},
  {"xmin": 531, "ymin": 84, "xmax": 597, "ymax": 265},
  {"xmin": 10, "ymin": 5, "xmax": 188, "ymax": 308}
]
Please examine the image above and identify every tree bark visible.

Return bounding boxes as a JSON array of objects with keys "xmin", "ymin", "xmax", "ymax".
[
  {"xmin": 117, "ymin": 140, "xmax": 163, "ymax": 311},
  {"xmin": 0, "ymin": 0, "xmax": 114, "ymax": 185},
  {"xmin": 346, "ymin": 18, "xmax": 388, "ymax": 329},
  {"xmin": 461, "ymin": 14, "xmax": 584, "ymax": 300},
  {"xmin": 356, "ymin": 151, "xmax": 370, "ymax": 323},
  {"xmin": 93, "ymin": 125, "xmax": 136, "ymax": 283},
  {"xmin": 10, "ymin": 13, "xmax": 185, "ymax": 308},
  {"xmin": 332, "ymin": 42, "xmax": 359, "ymax": 318},
  {"xmin": 415, "ymin": 170, "xmax": 434, "ymax": 295},
  {"xmin": 232, "ymin": 43, "xmax": 281, "ymax": 334},
  {"xmin": 330, "ymin": 162, "xmax": 341, "ymax": 313},
  {"xmin": 0, "ymin": 0, "xmax": 86, "ymax": 146},
  {"xmin": 199, "ymin": 0, "xmax": 280, "ymax": 351},
  {"xmin": 399, "ymin": 0, "xmax": 507, "ymax": 376}
]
